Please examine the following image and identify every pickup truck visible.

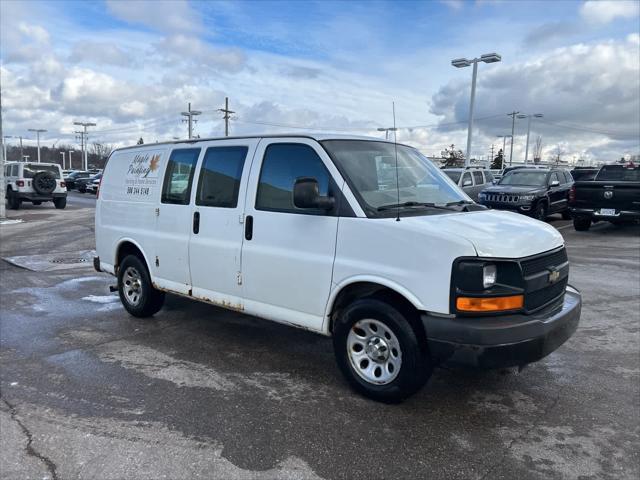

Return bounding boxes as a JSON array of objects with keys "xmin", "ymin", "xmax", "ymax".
[{"xmin": 569, "ymin": 164, "xmax": 640, "ymax": 231}]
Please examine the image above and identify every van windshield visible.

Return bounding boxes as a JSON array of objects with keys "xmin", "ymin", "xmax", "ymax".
[{"xmin": 321, "ymin": 140, "xmax": 468, "ymax": 216}]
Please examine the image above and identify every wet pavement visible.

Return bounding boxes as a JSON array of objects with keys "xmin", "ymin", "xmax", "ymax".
[{"xmin": 1, "ymin": 198, "xmax": 639, "ymax": 480}]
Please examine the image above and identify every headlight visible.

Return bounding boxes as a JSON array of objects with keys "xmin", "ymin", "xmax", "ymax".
[
  {"xmin": 483, "ymin": 264, "xmax": 497, "ymax": 288},
  {"xmin": 519, "ymin": 194, "xmax": 535, "ymax": 201}
]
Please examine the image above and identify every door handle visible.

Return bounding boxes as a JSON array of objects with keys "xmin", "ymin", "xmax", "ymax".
[
  {"xmin": 245, "ymin": 215, "xmax": 253, "ymax": 240},
  {"xmin": 193, "ymin": 211, "xmax": 200, "ymax": 234}
]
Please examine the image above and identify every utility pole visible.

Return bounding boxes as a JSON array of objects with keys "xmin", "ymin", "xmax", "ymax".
[
  {"xmin": 60, "ymin": 151, "xmax": 65, "ymax": 169},
  {"xmin": 28, "ymin": 128, "xmax": 47, "ymax": 162},
  {"xmin": 69, "ymin": 150, "xmax": 75, "ymax": 170},
  {"xmin": 218, "ymin": 97, "xmax": 235, "ymax": 137},
  {"xmin": 507, "ymin": 111, "xmax": 519, "ymax": 166},
  {"xmin": 2, "ymin": 135, "xmax": 12, "ymax": 162},
  {"xmin": 181, "ymin": 103, "xmax": 202, "ymax": 139},
  {"xmin": 18, "ymin": 136, "xmax": 24, "ymax": 161},
  {"xmin": 74, "ymin": 121, "xmax": 96, "ymax": 170},
  {"xmin": 489, "ymin": 144, "xmax": 495, "ymax": 166}
]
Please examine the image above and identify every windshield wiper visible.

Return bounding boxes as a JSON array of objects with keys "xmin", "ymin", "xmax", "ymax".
[
  {"xmin": 377, "ymin": 201, "xmax": 458, "ymax": 212},
  {"xmin": 445, "ymin": 200, "xmax": 475, "ymax": 206}
]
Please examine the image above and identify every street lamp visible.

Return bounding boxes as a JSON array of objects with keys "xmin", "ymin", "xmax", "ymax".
[
  {"xmin": 517, "ymin": 113, "xmax": 543, "ymax": 164},
  {"xmin": 60, "ymin": 151, "xmax": 66, "ymax": 169},
  {"xmin": 28, "ymin": 129, "xmax": 47, "ymax": 162},
  {"xmin": 377, "ymin": 127, "xmax": 398, "ymax": 141},
  {"xmin": 451, "ymin": 52, "xmax": 502, "ymax": 166},
  {"xmin": 69, "ymin": 150, "xmax": 75, "ymax": 170}
]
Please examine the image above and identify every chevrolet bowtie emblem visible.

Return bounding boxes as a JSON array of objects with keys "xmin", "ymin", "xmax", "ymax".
[{"xmin": 548, "ymin": 268, "xmax": 560, "ymax": 284}]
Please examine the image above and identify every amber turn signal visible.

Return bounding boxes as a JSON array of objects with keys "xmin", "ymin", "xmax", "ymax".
[{"xmin": 456, "ymin": 295, "xmax": 524, "ymax": 312}]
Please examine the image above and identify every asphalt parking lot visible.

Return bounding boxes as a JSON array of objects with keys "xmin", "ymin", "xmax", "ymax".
[{"xmin": 1, "ymin": 193, "xmax": 639, "ymax": 480}]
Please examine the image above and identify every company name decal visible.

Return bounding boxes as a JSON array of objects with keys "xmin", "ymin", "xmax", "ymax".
[{"xmin": 125, "ymin": 151, "xmax": 163, "ymax": 198}]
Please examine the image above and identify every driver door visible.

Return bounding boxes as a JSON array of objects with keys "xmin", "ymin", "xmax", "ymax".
[{"xmin": 240, "ymin": 139, "xmax": 342, "ymax": 331}]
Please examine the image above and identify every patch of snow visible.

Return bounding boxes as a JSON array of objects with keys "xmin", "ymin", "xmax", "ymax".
[
  {"xmin": 0, "ymin": 218, "xmax": 24, "ymax": 225},
  {"xmin": 82, "ymin": 295, "xmax": 119, "ymax": 304}
]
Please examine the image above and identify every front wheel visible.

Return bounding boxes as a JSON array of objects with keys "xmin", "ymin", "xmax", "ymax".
[
  {"xmin": 333, "ymin": 299, "xmax": 432, "ymax": 403},
  {"xmin": 117, "ymin": 255, "xmax": 165, "ymax": 317},
  {"xmin": 533, "ymin": 202, "xmax": 548, "ymax": 221},
  {"xmin": 53, "ymin": 197, "xmax": 67, "ymax": 209}
]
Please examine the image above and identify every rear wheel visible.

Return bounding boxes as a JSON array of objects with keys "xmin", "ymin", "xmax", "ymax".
[
  {"xmin": 117, "ymin": 255, "xmax": 165, "ymax": 317},
  {"xmin": 573, "ymin": 216, "xmax": 591, "ymax": 231},
  {"xmin": 333, "ymin": 299, "xmax": 432, "ymax": 403},
  {"xmin": 8, "ymin": 190, "xmax": 21, "ymax": 210},
  {"xmin": 53, "ymin": 197, "xmax": 67, "ymax": 209}
]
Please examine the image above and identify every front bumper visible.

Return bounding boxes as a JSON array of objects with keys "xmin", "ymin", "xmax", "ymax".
[
  {"xmin": 570, "ymin": 207, "xmax": 640, "ymax": 221},
  {"xmin": 422, "ymin": 286, "xmax": 581, "ymax": 368}
]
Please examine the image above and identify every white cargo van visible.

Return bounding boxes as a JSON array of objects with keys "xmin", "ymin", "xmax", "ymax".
[{"xmin": 95, "ymin": 135, "xmax": 581, "ymax": 402}]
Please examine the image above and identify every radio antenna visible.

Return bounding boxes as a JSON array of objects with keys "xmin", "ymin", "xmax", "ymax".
[{"xmin": 393, "ymin": 102, "xmax": 400, "ymax": 222}]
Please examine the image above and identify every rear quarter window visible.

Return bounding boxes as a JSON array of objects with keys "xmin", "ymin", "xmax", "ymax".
[{"xmin": 22, "ymin": 164, "xmax": 61, "ymax": 179}]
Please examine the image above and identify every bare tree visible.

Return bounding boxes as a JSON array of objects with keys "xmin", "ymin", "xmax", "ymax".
[
  {"xmin": 441, "ymin": 144, "xmax": 465, "ymax": 168},
  {"xmin": 533, "ymin": 136, "xmax": 543, "ymax": 164},
  {"xmin": 90, "ymin": 142, "xmax": 113, "ymax": 160}
]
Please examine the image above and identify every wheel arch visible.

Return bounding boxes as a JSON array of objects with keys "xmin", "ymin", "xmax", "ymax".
[
  {"xmin": 324, "ymin": 277, "xmax": 425, "ymax": 336},
  {"xmin": 115, "ymin": 238, "xmax": 152, "ymax": 275}
]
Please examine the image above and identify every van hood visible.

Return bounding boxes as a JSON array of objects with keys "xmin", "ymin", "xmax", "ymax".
[{"xmin": 400, "ymin": 209, "xmax": 563, "ymax": 258}]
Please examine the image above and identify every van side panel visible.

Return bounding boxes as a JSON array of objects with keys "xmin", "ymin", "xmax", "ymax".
[{"xmin": 96, "ymin": 147, "xmax": 170, "ymax": 276}]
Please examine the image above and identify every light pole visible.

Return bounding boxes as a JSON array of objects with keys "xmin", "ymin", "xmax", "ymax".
[
  {"xmin": 451, "ymin": 53, "xmax": 502, "ymax": 166},
  {"xmin": 60, "ymin": 151, "xmax": 66, "ymax": 169},
  {"xmin": 73, "ymin": 121, "xmax": 96, "ymax": 170},
  {"xmin": 28, "ymin": 128, "xmax": 47, "ymax": 162},
  {"xmin": 377, "ymin": 127, "xmax": 398, "ymax": 141},
  {"xmin": 2, "ymin": 135, "xmax": 13, "ymax": 162},
  {"xmin": 517, "ymin": 113, "xmax": 543, "ymax": 164},
  {"xmin": 69, "ymin": 150, "xmax": 75, "ymax": 170}
]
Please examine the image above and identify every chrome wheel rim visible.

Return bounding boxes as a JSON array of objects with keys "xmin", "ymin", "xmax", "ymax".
[
  {"xmin": 123, "ymin": 266, "xmax": 142, "ymax": 306},
  {"xmin": 347, "ymin": 319, "xmax": 402, "ymax": 385}
]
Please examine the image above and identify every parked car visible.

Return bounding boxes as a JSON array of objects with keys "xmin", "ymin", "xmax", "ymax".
[
  {"xmin": 570, "ymin": 167, "xmax": 599, "ymax": 181},
  {"xmin": 94, "ymin": 135, "xmax": 581, "ymax": 402},
  {"xmin": 64, "ymin": 170, "xmax": 91, "ymax": 190},
  {"xmin": 3, "ymin": 162, "xmax": 67, "ymax": 209},
  {"xmin": 479, "ymin": 168, "xmax": 573, "ymax": 220},
  {"xmin": 86, "ymin": 177, "xmax": 101, "ymax": 194},
  {"xmin": 77, "ymin": 172, "xmax": 102, "ymax": 193},
  {"xmin": 442, "ymin": 167, "xmax": 493, "ymax": 201},
  {"xmin": 569, "ymin": 164, "xmax": 640, "ymax": 231}
]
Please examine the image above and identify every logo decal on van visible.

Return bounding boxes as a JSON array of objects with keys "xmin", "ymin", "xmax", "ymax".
[{"xmin": 125, "ymin": 151, "xmax": 163, "ymax": 197}]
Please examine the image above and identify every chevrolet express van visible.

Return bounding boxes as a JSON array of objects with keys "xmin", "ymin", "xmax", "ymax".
[{"xmin": 95, "ymin": 135, "xmax": 581, "ymax": 402}]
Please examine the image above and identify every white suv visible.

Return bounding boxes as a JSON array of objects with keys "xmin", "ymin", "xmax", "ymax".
[
  {"xmin": 4, "ymin": 162, "xmax": 67, "ymax": 210},
  {"xmin": 94, "ymin": 135, "xmax": 581, "ymax": 402}
]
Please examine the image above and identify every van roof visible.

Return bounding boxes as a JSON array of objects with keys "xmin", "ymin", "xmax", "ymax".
[{"xmin": 112, "ymin": 133, "xmax": 405, "ymax": 153}]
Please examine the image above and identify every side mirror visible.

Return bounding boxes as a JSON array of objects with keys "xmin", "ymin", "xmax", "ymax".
[
  {"xmin": 462, "ymin": 179, "xmax": 473, "ymax": 187},
  {"xmin": 293, "ymin": 177, "xmax": 335, "ymax": 210},
  {"xmin": 550, "ymin": 180, "xmax": 560, "ymax": 187}
]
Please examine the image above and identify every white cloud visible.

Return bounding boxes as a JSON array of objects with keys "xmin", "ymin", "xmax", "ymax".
[
  {"xmin": 105, "ymin": 0, "xmax": 203, "ymax": 33},
  {"xmin": 580, "ymin": 0, "xmax": 640, "ymax": 25}
]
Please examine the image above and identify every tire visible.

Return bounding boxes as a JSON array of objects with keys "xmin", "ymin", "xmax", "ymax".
[
  {"xmin": 32, "ymin": 171, "xmax": 57, "ymax": 195},
  {"xmin": 333, "ymin": 299, "xmax": 432, "ymax": 403},
  {"xmin": 533, "ymin": 202, "xmax": 547, "ymax": 221},
  {"xmin": 53, "ymin": 197, "xmax": 66, "ymax": 209},
  {"xmin": 573, "ymin": 216, "xmax": 591, "ymax": 231},
  {"xmin": 117, "ymin": 255, "xmax": 165, "ymax": 317},
  {"xmin": 561, "ymin": 210, "xmax": 571, "ymax": 220},
  {"xmin": 8, "ymin": 190, "xmax": 21, "ymax": 210}
]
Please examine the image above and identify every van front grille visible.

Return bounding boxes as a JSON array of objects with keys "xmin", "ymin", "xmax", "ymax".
[{"xmin": 521, "ymin": 248, "xmax": 568, "ymax": 277}]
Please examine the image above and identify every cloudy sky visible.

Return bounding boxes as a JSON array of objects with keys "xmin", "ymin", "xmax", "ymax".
[{"xmin": 1, "ymin": 0, "xmax": 639, "ymax": 163}]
